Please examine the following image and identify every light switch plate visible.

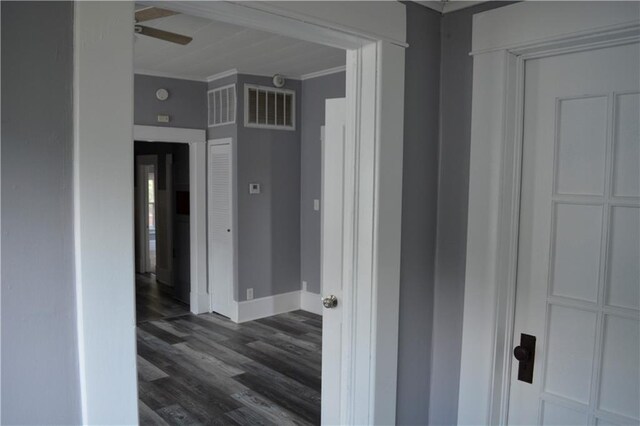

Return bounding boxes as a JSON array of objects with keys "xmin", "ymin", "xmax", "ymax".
[
  {"xmin": 249, "ymin": 183, "xmax": 261, "ymax": 194},
  {"xmin": 314, "ymin": 199, "xmax": 320, "ymax": 211}
]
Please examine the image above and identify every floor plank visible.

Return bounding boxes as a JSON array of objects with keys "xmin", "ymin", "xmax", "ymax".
[{"xmin": 136, "ymin": 278, "xmax": 322, "ymax": 425}]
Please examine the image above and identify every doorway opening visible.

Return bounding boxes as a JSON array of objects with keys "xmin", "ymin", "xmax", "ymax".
[
  {"xmin": 74, "ymin": 1, "xmax": 405, "ymax": 423},
  {"xmin": 131, "ymin": 4, "xmax": 349, "ymax": 424},
  {"xmin": 134, "ymin": 142, "xmax": 191, "ymax": 322}
]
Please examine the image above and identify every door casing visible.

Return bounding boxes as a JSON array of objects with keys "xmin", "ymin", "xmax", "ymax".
[
  {"xmin": 72, "ymin": 2, "xmax": 406, "ymax": 424},
  {"xmin": 459, "ymin": 3, "xmax": 640, "ymax": 424},
  {"xmin": 134, "ymin": 126, "xmax": 208, "ymax": 314}
]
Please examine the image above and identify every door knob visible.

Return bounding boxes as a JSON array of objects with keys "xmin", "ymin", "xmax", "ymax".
[
  {"xmin": 513, "ymin": 346, "xmax": 530, "ymax": 362},
  {"xmin": 513, "ymin": 333, "xmax": 536, "ymax": 384},
  {"xmin": 322, "ymin": 295, "xmax": 338, "ymax": 309}
]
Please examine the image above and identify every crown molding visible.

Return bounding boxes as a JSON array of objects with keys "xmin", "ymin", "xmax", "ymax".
[
  {"xmin": 205, "ymin": 68, "xmax": 239, "ymax": 83},
  {"xmin": 134, "ymin": 68, "xmax": 206, "ymax": 82},
  {"xmin": 413, "ymin": 1, "xmax": 490, "ymax": 14},
  {"xmin": 300, "ymin": 65, "xmax": 346, "ymax": 81}
]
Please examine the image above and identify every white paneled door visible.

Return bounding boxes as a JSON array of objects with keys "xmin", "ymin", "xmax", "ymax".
[
  {"xmin": 208, "ymin": 141, "xmax": 234, "ymax": 319},
  {"xmin": 321, "ymin": 98, "xmax": 346, "ymax": 425},
  {"xmin": 509, "ymin": 43, "xmax": 640, "ymax": 425}
]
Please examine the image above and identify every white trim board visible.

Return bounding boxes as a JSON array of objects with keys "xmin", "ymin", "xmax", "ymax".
[
  {"xmin": 206, "ymin": 65, "xmax": 347, "ymax": 83},
  {"xmin": 133, "ymin": 125, "xmax": 209, "ymax": 316},
  {"xmin": 414, "ymin": 1, "xmax": 489, "ymax": 14},
  {"xmin": 226, "ymin": 290, "xmax": 323, "ymax": 324},
  {"xmin": 300, "ymin": 290, "xmax": 324, "ymax": 316},
  {"xmin": 76, "ymin": 1, "xmax": 406, "ymax": 424},
  {"xmin": 300, "ymin": 65, "xmax": 346, "ymax": 81},
  {"xmin": 458, "ymin": 2, "xmax": 640, "ymax": 425}
]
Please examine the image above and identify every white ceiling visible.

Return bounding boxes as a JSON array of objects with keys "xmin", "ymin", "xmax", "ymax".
[{"xmin": 134, "ymin": 9, "xmax": 346, "ymax": 82}]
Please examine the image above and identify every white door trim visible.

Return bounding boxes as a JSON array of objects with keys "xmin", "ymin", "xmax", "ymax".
[
  {"xmin": 134, "ymin": 125, "xmax": 208, "ymax": 315},
  {"xmin": 459, "ymin": 3, "xmax": 640, "ymax": 425},
  {"xmin": 75, "ymin": 2, "xmax": 405, "ymax": 424}
]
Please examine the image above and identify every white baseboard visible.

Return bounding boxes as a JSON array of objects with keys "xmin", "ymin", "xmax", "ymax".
[
  {"xmin": 236, "ymin": 290, "xmax": 301, "ymax": 323},
  {"xmin": 191, "ymin": 292, "xmax": 210, "ymax": 314},
  {"xmin": 300, "ymin": 290, "xmax": 323, "ymax": 316}
]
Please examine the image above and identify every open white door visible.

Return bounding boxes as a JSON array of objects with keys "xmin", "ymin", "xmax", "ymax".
[
  {"xmin": 207, "ymin": 140, "xmax": 234, "ymax": 318},
  {"xmin": 321, "ymin": 98, "xmax": 346, "ymax": 425},
  {"xmin": 509, "ymin": 43, "xmax": 639, "ymax": 425}
]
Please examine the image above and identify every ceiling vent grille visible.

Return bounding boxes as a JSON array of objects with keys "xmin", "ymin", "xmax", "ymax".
[
  {"xmin": 244, "ymin": 84, "xmax": 295, "ymax": 130},
  {"xmin": 208, "ymin": 84, "xmax": 236, "ymax": 127}
]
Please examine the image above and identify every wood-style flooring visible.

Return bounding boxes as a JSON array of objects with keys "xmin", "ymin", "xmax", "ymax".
[
  {"xmin": 136, "ymin": 276, "xmax": 322, "ymax": 426},
  {"xmin": 136, "ymin": 274, "xmax": 190, "ymax": 323}
]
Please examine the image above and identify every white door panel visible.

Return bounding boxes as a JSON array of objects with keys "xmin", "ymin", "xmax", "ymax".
[
  {"xmin": 510, "ymin": 43, "xmax": 640, "ymax": 425},
  {"xmin": 208, "ymin": 142, "xmax": 234, "ymax": 318},
  {"xmin": 321, "ymin": 98, "xmax": 346, "ymax": 425}
]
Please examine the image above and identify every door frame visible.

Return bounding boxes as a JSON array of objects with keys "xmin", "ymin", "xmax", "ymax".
[
  {"xmin": 459, "ymin": 3, "xmax": 640, "ymax": 425},
  {"xmin": 74, "ymin": 2, "xmax": 405, "ymax": 425},
  {"xmin": 207, "ymin": 138, "xmax": 236, "ymax": 321},
  {"xmin": 134, "ymin": 125, "xmax": 208, "ymax": 314}
]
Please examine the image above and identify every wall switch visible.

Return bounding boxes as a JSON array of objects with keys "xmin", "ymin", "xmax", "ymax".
[
  {"xmin": 249, "ymin": 183, "xmax": 261, "ymax": 194},
  {"xmin": 246, "ymin": 288, "xmax": 254, "ymax": 300},
  {"xmin": 302, "ymin": 281, "xmax": 308, "ymax": 292},
  {"xmin": 313, "ymin": 199, "xmax": 320, "ymax": 211},
  {"xmin": 157, "ymin": 114, "xmax": 170, "ymax": 123}
]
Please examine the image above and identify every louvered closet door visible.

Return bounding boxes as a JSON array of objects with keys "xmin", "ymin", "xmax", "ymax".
[
  {"xmin": 208, "ymin": 142, "xmax": 233, "ymax": 318},
  {"xmin": 509, "ymin": 43, "xmax": 640, "ymax": 425}
]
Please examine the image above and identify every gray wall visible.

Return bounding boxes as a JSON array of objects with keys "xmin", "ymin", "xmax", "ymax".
[
  {"xmin": 396, "ymin": 3, "xmax": 441, "ymax": 425},
  {"xmin": 300, "ymin": 72, "xmax": 346, "ymax": 295},
  {"xmin": 1, "ymin": 2, "xmax": 82, "ymax": 424},
  {"xmin": 135, "ymin": 74, "xmax": 207, "ymax": 129},
  {"xmin": 209, "ymin": 74, "xmax": 302, "ymax": 302},
  {"xmin": 428, "ymin": 3, "xmax": 514, "ymax": 425}
]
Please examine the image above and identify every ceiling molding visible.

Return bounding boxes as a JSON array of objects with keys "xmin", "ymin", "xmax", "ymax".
[
  {"xmin": 300, "ymin": 65, "xmax": 346, "ymax": 81},
  {"xmin": 206, "ymin": 68, "xmax": 239, "ymax": 83},
  {"xmin": 414, "ymin": 1, "xmax": 444, "ymax": 13},
  {"xmin": 413, "ymin": 1, "xmax": 490, "ymax": 14},
  {"xmin": 134, "ymin": 68, "xmax": 206, "ymax": 82}
]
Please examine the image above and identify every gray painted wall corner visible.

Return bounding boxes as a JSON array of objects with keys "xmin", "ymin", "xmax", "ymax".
[
  {"xmin": 429, "ymin": 2, "xmax": 514, "ymax": 425},
  {"xmin": 396, "ymin": 2, "xmax": 442, "ymax": 425},
  {"xmin": 1, "ymin": 2, "xmax": 81, "ymax": 423}
]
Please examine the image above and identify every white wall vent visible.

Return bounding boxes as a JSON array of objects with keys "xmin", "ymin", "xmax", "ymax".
[
  {"xmin": 244, "ymin": 84, "xmax": 295, "ymax": 130},
  {"xmin": 208, "ymin": 84, "xmax": 236, "ymax": 127}
]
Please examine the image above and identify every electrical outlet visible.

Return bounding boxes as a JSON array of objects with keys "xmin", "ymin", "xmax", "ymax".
[
  {"xmin": 246, "ymin": 288, "xmax": 254, "ymax": 300},
  {"xmin": 313, "ymin": 199, "xmax": 320, "ymax": 211},
  {"xmin": 302, "ymin": 281, "xmax": 308, "ymax": 292},
  {"xmin": 157, "ymin": 114, "xmax": 170, "ymax": 123}
]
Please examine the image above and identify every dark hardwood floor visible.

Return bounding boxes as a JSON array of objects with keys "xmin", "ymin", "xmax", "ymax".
[{"xmin": 136, "ymin": 276, "xmax": 322, "ymax": 426}]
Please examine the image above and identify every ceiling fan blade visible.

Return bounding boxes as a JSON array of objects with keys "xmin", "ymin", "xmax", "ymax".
[
  {"xmin": 135, "ymin": 7, "xmax": 179, "ymax": 23},
  {"xmin": 136, "ymin": 25, "xmax": 193, "ymax": 45}
]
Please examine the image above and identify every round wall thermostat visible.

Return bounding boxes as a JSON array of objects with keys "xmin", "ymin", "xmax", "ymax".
[
  {"xmin": 156, "ymin": 88, "xmax": 169, "ymax": 101},
  {"xmin": 272, "ymin": 74, "xmax": 285, "ymax": 88}
]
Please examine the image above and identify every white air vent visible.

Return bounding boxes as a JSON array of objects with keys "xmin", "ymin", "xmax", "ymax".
[
  {"xmin": 244, "ymin": 84, "xmax": 295, "ymax": 130},
  {"xmin": 208, "ymin": 84, "xmax": 236, "ymax": 127}
]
